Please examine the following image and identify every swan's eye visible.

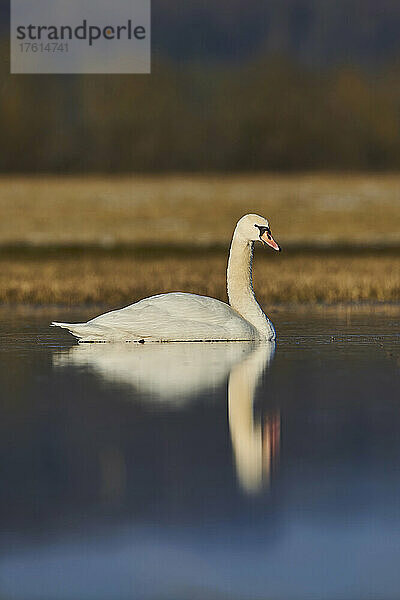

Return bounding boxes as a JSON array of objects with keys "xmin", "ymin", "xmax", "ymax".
[
  {"xmin": 255, "ymin": 224, "xmax": 268, "ymax": 236},
  {"xmin": 255, "ymin": 224, "xmax": 273, "ymax": 240}
]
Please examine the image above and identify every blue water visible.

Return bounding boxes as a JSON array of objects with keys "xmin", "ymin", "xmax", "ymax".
[{"xmin": 0, "ymin": 307, "xmax": 399, "ymax": 600}]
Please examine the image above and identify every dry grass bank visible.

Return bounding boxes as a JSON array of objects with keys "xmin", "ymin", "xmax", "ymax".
[
  {"xmin": 0, "ymin": 174, "xmax": 399, "ymax": 246},
  {"xmin": 0, "ymin": 249, "xmax": 398, "ymax": 305},
  {"xmin": 1, "ymin": 174, "xmax": 398, "ymax": 305}
]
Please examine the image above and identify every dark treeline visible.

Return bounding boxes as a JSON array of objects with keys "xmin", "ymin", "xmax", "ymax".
[
  {"xmin": 4, "ymin": 0, "xmax": 400, "ymax": 65},
  {"xmin": 1, "ymin": 46, "xmax": 400, "ymax": 172},
  {"xmin": 153, "ymin": 0, "xmax": 400, "ymax": 66}
]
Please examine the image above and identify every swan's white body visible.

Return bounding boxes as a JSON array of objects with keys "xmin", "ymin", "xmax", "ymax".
[
  {"xmin": 54, "ymin": 292, "xmax": 260, "ymax": 342},
  {"xmin": 52, "ymin": 214, "xmax": 280, "ymax": 343}
]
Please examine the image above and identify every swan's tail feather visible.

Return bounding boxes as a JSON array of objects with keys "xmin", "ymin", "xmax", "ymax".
[
  {"xmin": 51, "ymin": 322, "xmax": 89, "ymax": 340},
  {"xmin": 51, "ymin": 321, "xmax": 150, "ymax": 343}
]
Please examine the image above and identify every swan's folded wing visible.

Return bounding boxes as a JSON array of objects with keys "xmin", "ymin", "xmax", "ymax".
[{"xmin": 86, "ymin": 293, "xmax": 256, "ymax": 341}]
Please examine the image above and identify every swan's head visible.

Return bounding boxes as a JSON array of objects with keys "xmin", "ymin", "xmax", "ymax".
[{"xmin": 236, "ymin": 214, "xmax": 281, "ymax": 251}]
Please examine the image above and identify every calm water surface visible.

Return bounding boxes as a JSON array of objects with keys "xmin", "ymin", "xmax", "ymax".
[{"xmin": 0, "ymin": 307, "xmax": 399, "ymax": 600}]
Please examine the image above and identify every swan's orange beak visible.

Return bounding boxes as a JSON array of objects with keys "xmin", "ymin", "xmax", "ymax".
[{"xmin": 261, "ymin": 231, "xmax": 281, "ymax": 252}]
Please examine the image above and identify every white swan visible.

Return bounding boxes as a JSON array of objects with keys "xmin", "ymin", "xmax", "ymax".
[{"xmin": 51, "ymin": 214, "xmax": 281, "ymax": 342}]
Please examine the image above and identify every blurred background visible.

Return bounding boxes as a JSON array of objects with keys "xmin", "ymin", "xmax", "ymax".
[
  {"xmin": 0, "ymin": 0, "xmax": 399, "ymax": 304},
  {"xmin": 1, "ymin": 0, "xmax": 400, "ymax": 172}
]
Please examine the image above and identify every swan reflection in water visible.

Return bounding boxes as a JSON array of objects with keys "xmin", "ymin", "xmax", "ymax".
[{"xmin": 53, "ymin": 341, "xmax": 279, "ymax": 494}]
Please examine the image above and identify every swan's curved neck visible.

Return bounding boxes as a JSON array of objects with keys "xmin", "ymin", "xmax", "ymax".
[{"xmin": 227, "ymin": 232, "xmax": 275, "ymax": 339}]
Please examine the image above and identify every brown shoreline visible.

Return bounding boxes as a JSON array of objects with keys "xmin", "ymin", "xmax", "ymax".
[{"xmin": 0, "ymin": 249, "xmax": 398, "ymax": 306}]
